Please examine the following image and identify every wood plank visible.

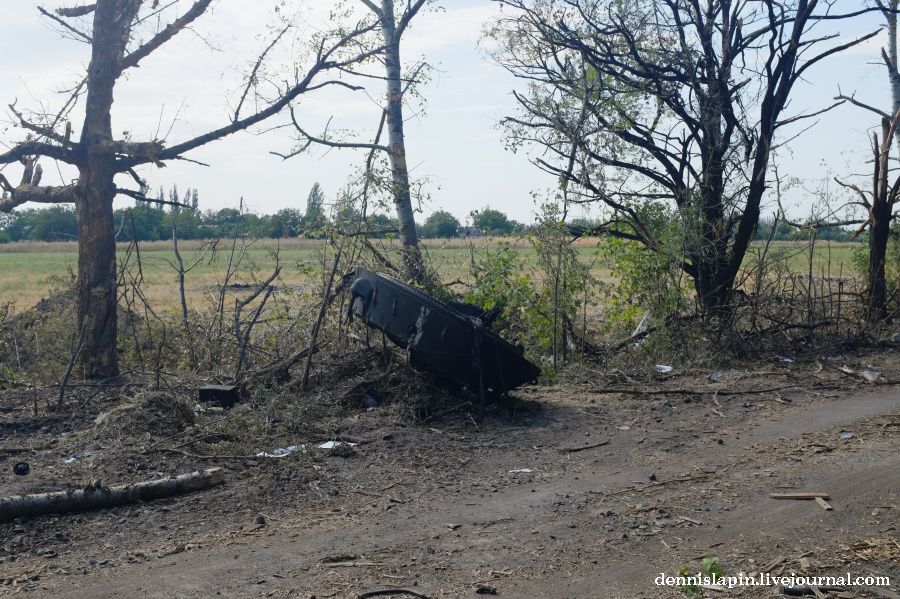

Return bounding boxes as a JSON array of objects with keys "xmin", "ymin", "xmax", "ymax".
[
  {"xmin": 814, "ymin": 496, "xmax": 834, "ymax": 510},
  {"xmin": 769, "ymin": 492, "xmax": 830, "ymax": 500}
]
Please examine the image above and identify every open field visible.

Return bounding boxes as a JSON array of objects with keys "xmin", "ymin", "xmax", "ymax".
[{"xmin": 0, "ymin": 238, "xmax": 862, "ymax": 311}]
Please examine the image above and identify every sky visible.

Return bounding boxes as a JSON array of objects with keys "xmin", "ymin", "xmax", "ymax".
[{"xmin": 0, "ymin": 1, "xmax": 894, "ymax": 226}]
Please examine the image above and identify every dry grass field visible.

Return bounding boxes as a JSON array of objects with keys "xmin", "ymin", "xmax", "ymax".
[{"xmin": 0, "ymin": 237, "xmax": 860, "ymax": 311}]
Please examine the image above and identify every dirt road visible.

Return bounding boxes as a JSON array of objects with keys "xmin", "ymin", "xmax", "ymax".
[{"xmin": 2, "ymin": 371, "xmax": 899, "ymax": 598}]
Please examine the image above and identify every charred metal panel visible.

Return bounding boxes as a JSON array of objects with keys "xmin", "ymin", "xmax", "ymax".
[{"xmin": 348, "ymin": 267, "xmax": 540, "ymax": 395}]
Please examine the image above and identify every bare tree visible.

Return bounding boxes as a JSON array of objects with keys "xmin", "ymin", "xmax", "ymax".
[
  {"xmin": 0, "ymin": 1, "xmax": 378, "ymax": 378},
  {"xmin": 830, "ymin": 1, "xmax": 900, "ymax": 320},
  {"xmin": 489, "ymin": 0, "xmax": 879, "ymax": 316},
  {"xmin": 280, "ymin": 0, "xmax": 430, "ymax": 282}
]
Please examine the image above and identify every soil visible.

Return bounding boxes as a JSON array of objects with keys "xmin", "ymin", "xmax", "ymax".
[{"xmin": 1, "ymin": 350, "xmax": 899, "ymax": 598}]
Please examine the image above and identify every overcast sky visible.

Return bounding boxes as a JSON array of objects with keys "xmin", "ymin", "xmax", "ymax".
[{"xmin": 0, "ymin": 1, "xmax": 894, "ymax": 225}]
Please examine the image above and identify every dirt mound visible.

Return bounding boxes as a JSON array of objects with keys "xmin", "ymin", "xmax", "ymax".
[{"xmin": 95, "ymin": 392, "xmax": 195, "ymax": 437}]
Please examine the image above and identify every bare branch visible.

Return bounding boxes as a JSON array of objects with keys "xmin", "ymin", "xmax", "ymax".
[
  {"xmin": 283, "ymin": 109, "xmax": 389, "ymax": 157},
  {"xmin": 38, "ymin": 6, "xmax": 92, "ymax": 43},
  {"xmin": 56, "ymin": 3, "xmax": 96, "ymax": 17},
  {"xmin": 0, "ymin": 184, "xmax": 78, "ymax": 212},
  {"xmin": 776, "ymin": 100, "xmax": 844, "ymax": 128},
  {"xmin": 8, "ymin": 101, "xmax": 75, "ymax": 147},
  {"xmin": 359, "ymin": 0, "xmax": 384, "ymax": 18},
  {"xmin": 0, "ymin": 140, "xmax": 78, "ymax": 166},
  {"xmin": 233, "ymin": 25, "xmax": 291, "ymax": 123},
  {"xmin": 834, "ymin": 93, "xmax": 890, "ymax": 119},
  {"xmin": 116, "ymin": 188, "xmax": 191, "ymax": 209},
  {"xmin": 120, "ymin": 0, "xmax": 213, "ymax": 71},
  {"xmin": 119, "ymin": 22, "xmax": 382, "ymax": 168},
  {"xmin": 396, "ymin": 0, "xmax": 428, "ymax": 39}
]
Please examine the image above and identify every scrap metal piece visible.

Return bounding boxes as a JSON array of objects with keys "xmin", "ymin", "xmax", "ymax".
[
  {"xmin": 348, "ymin": 267, "xmax": 540, "ymax": 396},
  {"xmin": 198, "ymin": 384, "xmax": 241, "ymax": 409}
]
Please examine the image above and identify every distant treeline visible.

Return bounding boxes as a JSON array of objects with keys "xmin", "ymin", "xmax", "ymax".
[{"xmin": 0, "ymin": 183, "xmax": 859, "ymax": 243}]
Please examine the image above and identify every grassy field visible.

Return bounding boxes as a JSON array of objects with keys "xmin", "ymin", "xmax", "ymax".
[{"xmin": 0, "ymin": 237, "xmax": 862, "ymax": 312}]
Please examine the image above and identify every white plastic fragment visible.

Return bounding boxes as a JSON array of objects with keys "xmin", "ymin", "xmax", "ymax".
[
  {"xmin": 256, "ymin": 444, "xmax": 306, "ymax": 458},
  {"xmin": 861, "ymin": 370, "xmax": 882, "ymax": 384},
  {"xmin": 318, "ymin": 441, "xmax": 358, "ymax": 450},
  {"xmin": 655, "ymin": 364, "xmax": 673, "ymax": 373}
]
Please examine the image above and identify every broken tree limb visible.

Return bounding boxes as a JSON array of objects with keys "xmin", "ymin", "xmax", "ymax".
[
  {"xmin": 0, "ymin": 468, "xmax": 223, "ymax": 522},
  {"xmin": 560, "ymin": 439, "xmax": 610, "ymax": 453},
  {"xmin": 781, "ymin": 585, "xmax": 846, "ymax": 597},
  {"xmin": 770, "ymin": 492, "xmax": 830, "ymax": 500},
  {"xmin": 357, "ymin": 590, "xmax": 432, "ymax": 599}
]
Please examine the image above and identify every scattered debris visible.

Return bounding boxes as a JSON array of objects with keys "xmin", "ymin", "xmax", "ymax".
[
  {"xmin": 198, "ymin": 384, "xmax": 241, "ymax": 409},
  {"xmin": 845, "ymin": 538, "xmax": 900, "ymax": 562},
  {"xmin": 762, "ymin": 556, "xmax": 787, "ymax": 572},
  {"xmin": 709, "ymin": 369, "xmax": 749, "ymax": 383},
  {"xmin": 475, "ymin": 584, "xmax": 498, "ymax": 595},
  {"xmin": 655, "ymin": 364, "xmax": 673, "ymax": 373},
  {"xmin": 95, "ymin": 392, "xmax": 195, "ymax": 436},
  {"xmin": 841, "ymin": 431, "xmax": 853, "ymax": 442},
  {"xmin": 778, "ymin": 356, "xmax": 795, "ymax": 364},
  {"xmin": 0, "ymin": 468, "xmax": 224, "ymax": 522},
  {"xmin": 861, "ymin": 370, "xmax": 882, "ymax": 384},
  {"xmin": 13, "ymin": 461, "xmax": 29, "ymax": 476},
  {"xmin": 256, "ymin": 445, "xmax": 306, "ymax": 458},
  {"xmin": 508, "ymin": 468, "xmax": 533, "ymax": 474},
  {"xmin": 319, "ymin": 441, "xmax": 358, "ymax": 450}
]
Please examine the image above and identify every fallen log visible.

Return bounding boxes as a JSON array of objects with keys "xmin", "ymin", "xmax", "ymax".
[{"xmin": 0, "ymin": 468, "xmax": 224, "ymax": 522}]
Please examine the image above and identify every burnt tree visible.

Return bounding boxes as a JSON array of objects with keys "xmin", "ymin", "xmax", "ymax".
[
  {"xmin": 0, "ymin": 1, "xmax": 377, "ymax": 378},
  {"xmin": 490, "ymin": 0, "xmax": 880, "ymax": 315}
]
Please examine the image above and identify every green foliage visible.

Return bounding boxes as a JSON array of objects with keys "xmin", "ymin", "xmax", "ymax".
[
  {"xmin": 421, "ymin": 210, "xmax": 460, "ymax": 238},
  {"xmin": 852, "ymin": 228, "xmax": 900, "ymax": 291},
  {"xmin": 464, "ymin": 201, "xmax": 595, "ymax": 369},
  {"xmin": 598, "ymin": 203, "xmax": 687, "ymax": 330},
  {"xmin": 678, "ymin": 555, "xmax": 724, "ymax": 598},
  {"xmin": 472, "ymin": 206, "xmax": 515, "ymax": 236},
  {"xmin": 303, "ymin": 182, "xmax": 328, "ymax": 233},
  {"xmin": 464, "ymin": 244, "xmax": 553, "ymax": 356}
]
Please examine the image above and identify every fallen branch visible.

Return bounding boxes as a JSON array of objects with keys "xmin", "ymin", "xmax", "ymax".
[
  {"xmin": 357, "ymin": 590, "xmax": 431, "ymax": 599},
  {"xmin": 781, "ymin": 585, "xmax": 846, "ymax": 597},
  {"xmin": 153, "ymin": 448, "xmax": 258, "ymax": 460},
  {"xmin": 0, "ymin": 468, "xmax": 224, "ymax": 522},
  {"xmin": 770, "ymin": 492, "xmax": 830, "ymax": 500},
  {"xmin": 588, "ymin": 385, "xmax": 800, "ymax": 397},
  {"xmin": 561, "ymin": 439, "xmax": 610, "ymax": 453}
]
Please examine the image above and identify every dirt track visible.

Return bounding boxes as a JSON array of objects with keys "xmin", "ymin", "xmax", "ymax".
[{"xmin": 2, "ymin": 366, "xmax": 899, "ymax": 598}]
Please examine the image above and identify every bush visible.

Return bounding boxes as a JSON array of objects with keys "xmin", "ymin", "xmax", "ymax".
[{"xmin": 598, "ymin": 203, "xmax": 688, "ymax": 332}]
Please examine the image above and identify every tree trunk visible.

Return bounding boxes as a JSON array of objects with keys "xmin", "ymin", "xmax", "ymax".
[
  {"xmin": 869, "ymin": 192, "xmax": 891, "ymax": 322},
  {"xmin": 380, "ymin": 0, "xmax": 424, "ymax": 283},
  {"xmin": 75, "ymin": 0, "xmax": 139, "ymax": 378},
  {"xmin": 889, "ymin": 0, "xmax": 900, "ymax": 152},
  {"xmin": 0, "ymin": 468, "xmax": 224, "ymax": 522}
]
